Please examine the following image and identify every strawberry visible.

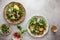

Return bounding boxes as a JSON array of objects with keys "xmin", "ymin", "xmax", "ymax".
[
  {"xmin": 16, "ymin": 33, "xmax": 21, "ymax": 38},
  {"xmin": 13, "ymin": 32, "xmax": 21, "ymax": 38},
  {"xmin": 13, "ymin": 33, "xmax": 17, "ymax": 38}
]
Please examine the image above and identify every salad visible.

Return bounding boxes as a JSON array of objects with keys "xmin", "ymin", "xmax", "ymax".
[
  {"xmin": 4, "ymin": 2, "xmax": 26, "ymax": 24},
  {"xmin": 0, "ymin": 24, "xmax": 11, "ymax": 36},
  {"xmin": 27, "ymin": 16, "xmax": 48, "ymax": 37}
]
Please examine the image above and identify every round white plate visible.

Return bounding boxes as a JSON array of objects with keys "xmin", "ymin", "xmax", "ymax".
[{"xmin": 27, "ymin": 16, "xmax": 49, "ymax": 37}]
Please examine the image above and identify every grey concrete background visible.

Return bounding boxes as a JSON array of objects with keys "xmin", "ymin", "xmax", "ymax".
[{"xmin": 0, "ymin": 0, "xmax": 60, "ymax": 40}]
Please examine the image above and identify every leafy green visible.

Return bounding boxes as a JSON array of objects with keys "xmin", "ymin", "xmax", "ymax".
[
  {"xmin": 11, "ymin": 3, "xmax": 14, "ymax": 7},
  {"xmin": 19, "ymin": 8, "xmax": 23, "ymax": 16},
  {"xmin": 29, "ymin": 17, "xmax": 37, "ymax": 26},
  {"xmin": 6, "ymin": 14, "xmax": 11, "ymax": 20},
  {"xmin": 31, "ymin": 30, "xmax": 39, "ymax": 35},
  {"xmin": 21, "ymin": 30, "xmax": 27, "ymax": 34},
  {"xmin": 7, "ymin": 3, "xmax": 14, "ymax": 13},
  {"xmin": 1, "ymin": 24, "xmax": 9, "ymax": 33},
  {"xmin": 6, "ymin": 14, "xmax": 16, "ymax": 20},
  {"xmin": 17, "ymin": 25, "xmax": 22, "ymax": 30},
  {"xmin": 7, "ymin": 7, "xmax": 13, "ymax": 13},
  {"xmin": 13, "ymin": 9, "xmax": 17, "ymax": 12},
  {"xmin": 14, "ymin": 15, "xmax": 19, "ymax": 21},
  {"xmin": 39, "ymin": 19, "xmax": 46, "ymax": 27},
  {"xmin": 32, "ymin": 18, "xmax": 37, "ymax": 24},
  {"xmin": 17, "ymin": 25, "xmax": 27, "ymax": 34}
]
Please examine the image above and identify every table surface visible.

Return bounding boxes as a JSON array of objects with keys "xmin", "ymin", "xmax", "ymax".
[{"xmin": 0, "ymin": 0, "xmax": 60, "ymax": 40}]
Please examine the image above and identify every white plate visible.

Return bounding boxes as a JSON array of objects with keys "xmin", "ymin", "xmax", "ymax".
[{"xmin": 27, "ymin": 16, "xmax": 49, "ymax": 37}]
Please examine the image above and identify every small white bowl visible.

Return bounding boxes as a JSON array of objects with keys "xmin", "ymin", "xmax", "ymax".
[
  {"xmin": 27, "ymin": 16, "xmax": 49, "ymax": 37},
  {"xmin": 12, "ymin": 32, "xmax": 22, "ymax": 40},
  {"xmin": 0, "ymin": 24, "xmax": 11, "ymax": 36}
]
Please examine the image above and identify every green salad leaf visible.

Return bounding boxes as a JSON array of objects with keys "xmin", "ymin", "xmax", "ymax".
[
  {"xmin": 1, "ymin": 24, "xmax": 9, "ymax": 33},
  {"xmin": 39, "ymin": 19, "xmax": 46, "ymax": 27},
  {"xmin": 6, "ymin": 14, "xmax": 11, "ymax": 20},
  {"xmin": 29, "ymin": 17, "xmax": 37, "ymax": 26},
  {"xmin": 17, "ymin": 25, "xmax": 22, "ymax": 31},
  {"xmin": 31, "ymin": 30, "xmax": 39, "ymax": 35},
  {"xmin": 17, "ymin": 25, "xmax": 27, "ymax": 34},
  {"xmin": 7, "ymin": 6, "xmax": 13, "ymax": 13},
  {"xmin": 19, "ymin": 8, "xmax": 23, "ymax": 16},
  {"xmin": 21, "ymin": 30, "xmax": 27, "ymax": 34}
]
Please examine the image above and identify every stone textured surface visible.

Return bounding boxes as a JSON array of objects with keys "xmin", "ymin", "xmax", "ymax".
[{"xmin": 0, "ymin": 0, "xmax": 60, "ymax": 40}]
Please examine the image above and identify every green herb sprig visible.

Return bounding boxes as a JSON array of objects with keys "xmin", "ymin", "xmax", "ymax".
[{"xmin": 17, "ymin": 25, "xmax": 27, "ymax": 34}]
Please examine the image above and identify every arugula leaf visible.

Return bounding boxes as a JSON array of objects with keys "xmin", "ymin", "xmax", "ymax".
[
  {"xmin": 7, "ymin": 6, "xmax": 13, "ymax": 13},
  {"xmin": 21, "ymin": 30, "xmax": 27, "ymax": 34},
  {"xmin": 29, "ymin": 17, "xmax": 37, "ymax": 26},
  {"xmin": 17, "ymin": 25, "xmax": 22, "ymax": 30},
  {"xmin": 32, "ymin": 18, "xmax": 37, "ymax": 24},
  {"xmin": 1, "ymin": 24, "xmax": 9, "ymax": 33},
  {"xmin": 6, "ymin": 14, "xmax": 11, "ymax": 20},
  {"xmin": 19, "ymin": 8, "xmax": 23, "ymax": 16},
  {"xmin": 11, "ymin": 3, "xmax": 14, "ymax": 7},
  {"xmin": 31, "ymin": 30, "xmax": 39, "ymax": 35},
  {"xmin": 39, "ymin": 19, "xmax": 46, "ymax": 27},
  {"xmin": 17, "ymin": 25, "xmax": 27, "ymax": 34}
]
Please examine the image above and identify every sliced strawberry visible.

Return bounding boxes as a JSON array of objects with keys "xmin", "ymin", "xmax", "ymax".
[
  {"xmin": 13, "ymin": 32, "xmax": 21, "ymax": 38},
  {"xmin": 13, "ymin": 33, "xmax": 17, "ymax": 38},
  {"xmin": 17, "ymin": 35, "xmax": 21, "ymax": 38}
]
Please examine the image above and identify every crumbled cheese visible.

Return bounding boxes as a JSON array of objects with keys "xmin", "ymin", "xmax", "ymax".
[{"xmin": 37, "ymin": 18, "xmax": 40, "ymax": 22}]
